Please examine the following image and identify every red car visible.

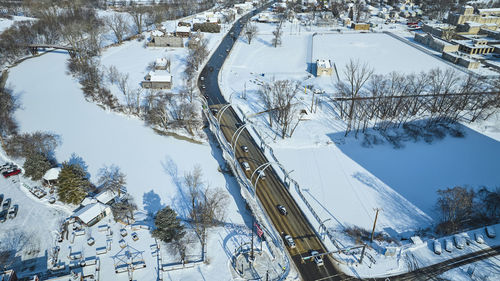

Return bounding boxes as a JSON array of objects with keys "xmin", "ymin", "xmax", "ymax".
[{"xmin": 3, "ymin": 169, "xmax": 21, "ymax": 178}]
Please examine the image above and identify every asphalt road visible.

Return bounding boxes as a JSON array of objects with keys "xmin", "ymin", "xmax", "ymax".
[
  {"xmin": 197, "ymin": 3, "xmax": 500, "ymax": 281},
  {"xmin": 198, "ymin": 3, "xmax": 346, "ymax": 281}
]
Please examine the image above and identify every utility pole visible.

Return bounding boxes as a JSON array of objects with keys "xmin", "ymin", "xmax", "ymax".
[{"xmin": 370, "ymin": 208, "xmax": 382, "ymax": 243}]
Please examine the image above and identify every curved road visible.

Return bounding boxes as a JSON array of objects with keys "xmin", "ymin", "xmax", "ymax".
[{"xmin": 197, "ymin": 3, "xmax": 500, "ymax": 281}]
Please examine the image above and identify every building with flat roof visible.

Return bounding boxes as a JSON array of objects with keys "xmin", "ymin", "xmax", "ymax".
[
  {"xmin": 141, "ymin": 71, "xmax": 173, "ymax": 90},
  {"xmin": 316, "ymin": 59, "xmax": 333, "ymax": 77},
  {"xmin": 414, "ymin": 33, "xmax": 459, "ymax": 53}
]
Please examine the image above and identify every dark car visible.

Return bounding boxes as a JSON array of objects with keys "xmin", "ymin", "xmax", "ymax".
[
  {"xmin": 0, "ymin": 210, "xmax": 7, "ymax": 223},
  {"xmin": 8, "ymin": 205, "xmax": 18, "ymax": 219},
  {"xmin": 208, "ymin": 66, "xmax": 214, "ymax": 72},
  {"xmin": 2, "ymin": 198, "xmax": 11, "ymax": 210},
  {"xmin": 0, "ymin": 194, "xmax": 3, "ymax": 206}
]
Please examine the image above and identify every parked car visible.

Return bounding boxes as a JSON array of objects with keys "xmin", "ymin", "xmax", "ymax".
[
  {"xmin": 241, "ymin": 161, "xmax": 250, "ymax": 171},
  {"xmin": 433, "ymin": 240, "xmax": 442, "ymax": 255},
  {"xmin": 120, "ymin": 228, "xmax": 127, "ymax": 237},
  {"xmin": 3, "ymin": 169, "xmax": 21, "ymax": 178},
  {"xmin": 2, "ymin": 198, "xmax": 11, "ymax": 210},
  {"xmin": 8, "ymin": 205, "xmax": 18, "ymax": 219},
  {"xmin": 277, "ymin": 204, "xmax": 288, "ymax": 216},
  {"xmin": 310, "ymin": 250, "xmax": 324, "ymax": 266},
  {"xmin": 475, "ymin": 233, "xmax": 485, "ymax": 244},
  {"xmin": 0, "ymin": 210, "xmax": 7, "ymax": 223},
  {"xmin": 241, "ymin": 145, "xmax": 249, "ymax": 153},
  {"xmin": 444, "ymin": 239, "xmax": 453, "ymax": 252},
  {"xmin": 486, "ymin": 226, "xmax": 496, "ymax": 238},
  {"xmin": 0, "ymin": 194, "xmax": 3, "ymax": 206},
  {"xmin": 454, "ymin": 235, "xmax": 466, "ymax": 249},
  {"xmin": 284, "ymin": 234, "xmax": 296, "ymax": 248}
]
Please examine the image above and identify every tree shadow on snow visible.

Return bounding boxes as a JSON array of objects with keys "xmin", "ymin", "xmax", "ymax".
[
  {"xmin": 142, "ymin": 190, "xmax": 165, "ymax": 217},
  {"xmin": 328, "ymin": 120, "xmax": 500, "ymax": 222}
]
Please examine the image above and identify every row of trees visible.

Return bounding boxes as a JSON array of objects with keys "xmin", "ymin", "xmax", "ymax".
[
  {"xmin": 436, "ymin": 186, "xmax": 500, "ymax": 234},
  {"xmin": 333, "ymin": 60, "xmax": 500, "ymax": 136}
]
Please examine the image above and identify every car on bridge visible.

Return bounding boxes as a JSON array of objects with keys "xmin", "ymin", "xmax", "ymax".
[
  {"xmin": 241, "ymin": 145, "xmax": 249, "ymax": 153},
  {"xmin": 241, "ymin": 161, "xmax": 250, "ymax": 171},
  {"xmin": 310, "ymin": 250, "xmax": 324, "ymax": 266},
  {"xmin": 277, "ymin": 204, "xmax": 287, "ymax": 215},
  {"xmin": 284, "ymin": 234, "xmax": 295, "ymax": 248}
]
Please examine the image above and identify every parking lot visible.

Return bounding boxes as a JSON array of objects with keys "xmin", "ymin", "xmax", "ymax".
[{"xmin": 0, "ymin": 166, "xmax": 70, "ymax": 277}]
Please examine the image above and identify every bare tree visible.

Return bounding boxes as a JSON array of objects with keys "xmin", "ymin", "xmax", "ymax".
[
  {"xmin": 184, "ymin": 165, "xmax": 204, "ymax": 222},
  {"xmin": 97, "ymin": 164, "xmax": 126, "ymax": 197},
  {"xmin": 244, "ymin": 22, "xmax": 258, "ymax": 44},
  {"xmin": 144, "ymin": 94, "xmax": 172, "ymax": 132},
  {"xmin": 336, "ymin": 60, "xmax": 374, "ymax": 135},
  {"xmin": 436, "ymin": 186, "xmax": 475, "ymax": 234},
  {"xmin": 0, "ymin": 82, "xmax": 18, "ymax": 148},
  {"xmin": 104, "ymin": 13, "xmax": 129, "ymax": 44},
  {"xmin": 259, "ymin": 79, "xmax": 301, "ymax": 138},
  {"xmin": 127, "ymin": 5, "xmax": 149, "ymax": 34},
  {"xmin": 272, "ymin": 21, "xmax": 283, "ymax": 47}
]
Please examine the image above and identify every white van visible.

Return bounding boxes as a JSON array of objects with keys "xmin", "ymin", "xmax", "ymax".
[
  {"xmin": 241, "ymin": 161, "xmax": 250, "ymax": 171},
  {"xmin": 433, "ymin": 240, "xmax": 442, "ymax": 255}
]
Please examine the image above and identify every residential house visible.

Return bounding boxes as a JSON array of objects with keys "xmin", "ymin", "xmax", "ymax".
[
  {"xmin": 73, "ymin": 202, "xmax": 111, "ymax": 227},
  {"xmin": 175, "ymin": 25, "xmax": 191, "ymax": 37},
  {"xmin": 42, "ymin": 167, "xmax": 61, "ymax": 186},
  {"xmin": 141, "ymin": 71, "xmax": 172, "ymax": 90}
]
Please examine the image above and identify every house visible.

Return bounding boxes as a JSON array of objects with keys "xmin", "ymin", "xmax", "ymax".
[
  {"xmin": 175, "ymin": 25, "xmax": 191, "ymax": 37},
  {"xmin": 316, "ymin": 59, "xmax": 333, "ymax": 76},
  {"xmin": 95, "ymin": 189, "xmax": 118, "ymax": 205},
  {"xmin": 414, "ymin": 33, "xmax": 459, "ymax": 53},
  {"xmin": 441, "ymin": 52, "xmax": 481, "ymax": 69},
  {"xmin": 141, "ymin": 71, "xmax": 172, "ymax": 90},
  {"xmin": 351, "ymin": 22, "xmax": 370, "ymax": 31},
  {"xmin": 148, "ymin": 33, "xmax": 184, "ymax": 48},
  {"xmin": 42, "ymin": 167, "xmax": 61, "ymax": 186},
  {"xmin": 73, "ymin": 202, "xmax": 111, "ymax": 226},
  {"xmin": 155, "ymin": 58, "xmax": 169, "ymax": 70}
]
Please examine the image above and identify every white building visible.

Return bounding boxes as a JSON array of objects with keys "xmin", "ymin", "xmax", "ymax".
[{"xmin": 73, "ymin": 202, "xmax": 111, "ymax": 226}]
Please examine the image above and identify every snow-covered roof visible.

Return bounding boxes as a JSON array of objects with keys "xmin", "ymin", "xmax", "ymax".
[
  {"xmin": 155, "ymin": 58, "xmax": 168, "ymax": 67},
  {"xmin": 95, "ymin": 189, "xmax": 117, "ymax": 204},
  {"xmin": 176, "ymin": 26, "xmax": 191, "ymax": 33},
  {"xmin": 151, "ymin": 30, "xmax": 164, "ymax": 37},
  {"xmin": 81, "ymin": 197, "xmax": 97, "ymax": 206},
  {"xmin": 148, "ymin": 71, "xmax": 172, "ymax": 82},
  {"xmin": 43, "ymin": 167, "xmax": 61, "ymax": 181},
  {"xmin": 74, "ymin": 202, "xmax": 110, "ymax": 225},
  {"xmin": 317, "ymin": 59, "xmax": 331, "ymax": 68}
]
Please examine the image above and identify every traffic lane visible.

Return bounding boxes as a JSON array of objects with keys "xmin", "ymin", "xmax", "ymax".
[{"xmin": 219, "ymin": 110, "xmax": 343, "ymax": 279}]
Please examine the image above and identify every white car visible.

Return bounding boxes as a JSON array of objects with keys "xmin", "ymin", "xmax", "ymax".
[
  {"xmin": 475, "ymin": 233, "xmax": 485, "ymax": 244},
  {"xmin": 445, "ymin": 239, "xmax": 453, "ymax": 252},
  {"xmin": 310, "ymin": 250, "xmax": 324, "ymax": 266},
  {"xmin": 241, "ymin": 145, "xmax": 249, "ymax": 153},
  {"xmin": 433, "ymin": 240, "xmax": 442, "ymax": 255},
  {"xmin": 284, "ymin": 235, "xmax": 295, "ymax": 248},
  {"xmin": 241, "ymin": 161, "xmax": 250, "ymax": 171},
  {"xmin": 454, "ymin": 235, "xmax": 466, "ymax": 249}
]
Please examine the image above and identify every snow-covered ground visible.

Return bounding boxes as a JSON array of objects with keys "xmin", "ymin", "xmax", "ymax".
[
  {"xmin": 0, "ymin": 13, "xmax": 267, "ymax": 281},
  {"xmin": 0, "ymin": 15, "xmax": 35, "ymax": 33},
  {"xmin": 220, "ymin": 18, "xmax": 500, "ymax": 279}
]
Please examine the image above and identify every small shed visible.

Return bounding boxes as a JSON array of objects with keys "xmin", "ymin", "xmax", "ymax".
[
  {"xmin": 155, "ymin": 58, "xmax": 169, "ymax": 70},
  {"xmin": 316, "ymin": 59, "xmax": 333, "ymax": 77},
  {"xmin": 351, "ymin": 22, "xmax": 370, "ymax": 31},
  {"xmin": 175, "ymin": 25, "xmax": 191, "ymax": 37},
  {"xmin": 95, "ymin": 189, "xmax": 117, "ymax": 205},
  {"xmin": 73, "ymin": 202, "xmax": 111, "ymax": 227},
  {"xmin": 141, "ymin": 71, "xmax": 173, "ymax": 90},
  {"xmin": 43, "ymin": 167, "xmax": 61, "ymax": 186}
]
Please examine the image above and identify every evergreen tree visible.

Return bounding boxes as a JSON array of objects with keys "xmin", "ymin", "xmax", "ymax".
[
  {"xmin": 57, "ymin": 162, "xmax": 91, "ymax": 205},
  {"xmin": 152, "ymin": 206, "xmax": 185, "ymax": 243},
  {"xmin": 23, "ymin": 151, "xmax": 52, "ymax": 181}
]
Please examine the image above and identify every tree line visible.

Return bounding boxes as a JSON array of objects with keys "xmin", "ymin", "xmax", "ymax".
[{"xmin": 333, "ymin": 60, "xmax": 500, "ymax": 137}]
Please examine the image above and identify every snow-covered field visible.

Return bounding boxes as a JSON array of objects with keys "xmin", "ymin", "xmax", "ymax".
[
  {"xmin": 220, "ymin": 19, "xmax": 500, "ymax": 279},
  {"xmin": 0, "ymin": 15, "xmax": 35, "ymax": 33}
]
